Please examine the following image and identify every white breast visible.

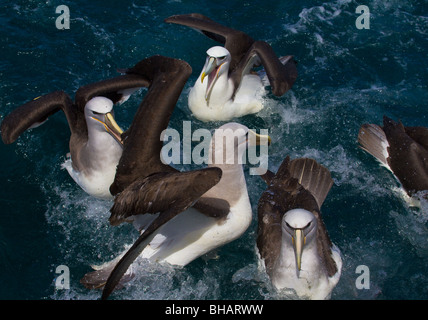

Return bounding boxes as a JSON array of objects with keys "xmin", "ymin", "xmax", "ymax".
[
  {"xmin": 135, "ymin": 189, "xmax": 252, "ymax": 266},
  {"xmin": 188, "ymin": 73, "xmax": 265, "ymax": 122},
  {"xmin": 62, "ymin": 132, "xmax": 123, "ymax": 199},
  {"xmin": 267, "ymin": 243, "xmax": 342, "ymax": 300}
]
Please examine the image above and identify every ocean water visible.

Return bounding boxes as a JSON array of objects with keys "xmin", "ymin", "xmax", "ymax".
[{"xmin": 0, "ymin": 0, "xmax": 427, "ymax": 301}]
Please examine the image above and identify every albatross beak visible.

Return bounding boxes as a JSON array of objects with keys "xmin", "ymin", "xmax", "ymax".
[
  {"xmin": 247, "ymin": 130, "xmax": 271, "ymax": 146},
  {"xmin": 201, "ymin": 57, "xmax": 227, "ymax": 103},
  {"xmin": 91, "ymin": 112, "xmax": 124, "ymax": 145},
  {"xmin": 292, "ymin": 229, "xmax": 305, "ymax": 273},
  {"xmin": 105, "ymin": 112, "xmax": 124, "ymax": 145},
  {"xmin": 201, "ymin": 57, "xmax": 216, "ymax": 83}
]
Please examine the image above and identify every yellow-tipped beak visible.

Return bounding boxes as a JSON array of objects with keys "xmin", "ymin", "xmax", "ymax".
[
  {"xmin": 91, "ymin": 112, "xmax": 124, "ymax": 145},
  {"xmin": 105, "ymin": 113, "xmax": 123, "ymax": 134},
  {"xmin": 105, "ymin": 112, "xmax": 124, "ymax": 144},
  {"xmin": 247, "ymin": 130, "xmax": 271, "ymax": 147},
  {"xmin": 201, "ymin": 57, "xmax": 216, "ymax": 83},
  {"xmin": 292, "ymin": 229, "xmax": 306, "ymax": 271}
]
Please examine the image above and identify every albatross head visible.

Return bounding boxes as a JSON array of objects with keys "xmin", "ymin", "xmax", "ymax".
[
  {"xmin": 201, "ymin": 46, "xmax": 231, "ymax": 102},
  {"xmin": 85, "ymin": 96, "xmax": 124, "ymax": 145},
  {"xmin": 282, "ymin": 209, "xmax": 317, "ymax": 275},
  {"xmin": 210, "ymin": 122, "xmax": 271, "ymax": 166}
]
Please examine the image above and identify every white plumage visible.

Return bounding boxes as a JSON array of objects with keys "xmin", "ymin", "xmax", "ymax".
[
  {"xmin": 62, "ymin": 97, "xmax": 123, "ymax": 200},
  {"xmin": 268, "ymin": 209, "xmax": 342, "ymax": 300},
  {"xmin": 189, "ymin": 46, "xmax": 266, "ymax": 122}
]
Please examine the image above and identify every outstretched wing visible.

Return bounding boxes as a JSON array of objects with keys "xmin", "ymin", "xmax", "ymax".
[
  {"xmin": 1, "ymin": 70, "xmax": 153, "ymax": 146},
  {"xmin": 231, "ymin": 41, "xmax": 298, "ymax": 97},
  {"xmin": 109, "ymin": 56, "xmax": 193, "ymax": 195},
  {"xmin": 165, "ymin": 14, "xmax": 297, "ymax": 97},
  {"xmin": 1, "ymin": 91, "xmax": 75, "ymax": 144},
  {"xmin": 74, "ymin": 74, "xmax": 150, "ymax": 112},
  {"xmin": 102, "ymin": 167, "xmax": 223, "ymax": 299},
  {"xmin": 109, "ymin": 168, "xmax": 221, "ymax": 225},
  {"xmin": 165, "ymin": 13, "xmax": 254, "ymax": 71}
]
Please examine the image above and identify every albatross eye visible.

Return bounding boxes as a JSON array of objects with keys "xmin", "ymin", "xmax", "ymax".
[
  {"xmin": 304, "ymin": 221, "xmax": 312, "ymax": 229},
  {"xmin": 284, "ymin": 222, "xmax": 295, "ymax": 236}
]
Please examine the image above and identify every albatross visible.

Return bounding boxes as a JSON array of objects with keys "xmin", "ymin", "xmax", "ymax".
[
  {"xmin": 0, "ymin": 67, "xmax": 151, "ymax": 199},
  {"xmin": 257, "ymin": 156, "xmax": 342, "ymax": 300},
  {"xmin": 165, "ymin": 13, "xmax": 298, "ymax": 122},
  {"xmin": 78, "ymin": 57, "xmax": 271, "ymax": 300},
  {"xmin": 358, "ymin": 116, "xmax": 428, "ymax": 200}
]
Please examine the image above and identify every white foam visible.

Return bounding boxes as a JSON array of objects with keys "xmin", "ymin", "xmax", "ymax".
[
  {"xmin": 283, "ymin": 0, "xmax": 352, "ymax": 34},
  {"xmin": 258, "ymin": 92, "xmax": 316, "ymax": 137}
]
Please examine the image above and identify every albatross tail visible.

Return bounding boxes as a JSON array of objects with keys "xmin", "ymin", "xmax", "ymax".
[{"xmin": 358, "ymin": 123, "xmax": 391, "ymax": 170}]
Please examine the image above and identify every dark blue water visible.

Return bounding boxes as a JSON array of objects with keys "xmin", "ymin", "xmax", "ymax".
[{"xmin": 0, "ymin": 0, "xmax": 427, "ymax": 300}]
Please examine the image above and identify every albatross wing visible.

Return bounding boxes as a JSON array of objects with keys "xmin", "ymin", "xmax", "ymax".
[
  {"xmin": 165, "ymin": 13, "xmax": 254, "ymax": 70},
  {"xmin": 102, "ymin": 167, "xmax": 223, "ymax": 300},
  {"xmin": 165, "ymin": 13, "xmax": 297, "ymax": 100},
  {"xmin": 1, "ymin": 91, "xmax": 74, "ymax": 144}
]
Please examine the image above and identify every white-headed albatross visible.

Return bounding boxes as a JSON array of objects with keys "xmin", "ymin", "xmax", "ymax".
[
  {"xmin": 358, "ymin": 116, "xmax": 428, "ymax": 201},
  {"xmin": 257, "ymin": 156, "xmax": 342, "ymax": 300},
  {"xmin": 0, "ymin": 68, "xmax": 152, "ymax": 199},
  {"xmin": 79, "ymin": 57, "xmax": 271, "ymax": 299},
  {"xmin": 165, "ymin": 13, "xmax": 298, "ymax": 122}
]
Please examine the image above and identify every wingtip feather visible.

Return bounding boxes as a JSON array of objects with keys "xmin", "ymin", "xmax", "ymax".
[{"xmin": 358, "ymin": 123, "xmax": 390, "ymax": 167}]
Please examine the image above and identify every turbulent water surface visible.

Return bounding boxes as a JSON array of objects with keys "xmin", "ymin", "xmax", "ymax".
[{"xmin": 0, "ymin": 0, "xmax": 427, "ymax": 300}]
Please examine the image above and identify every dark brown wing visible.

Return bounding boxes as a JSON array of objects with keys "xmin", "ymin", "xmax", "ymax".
[
  {"xmin": 192, "ymin": 197, "xmax": 230, "ymax": 218},
  {"xmin": 1, "ymin": 91, "xmax": 76, "ymax": 144},
  {"xmin": 405, "ymin": 126, "xmax": 428, "ymax": 151},
  {"xmin": 109, "ymin": 56, "xmax": 193, "ymax": 195},
  {"xmin": 383, "ymin": 116, "xmax": 428, "ymax": 193},
  {"xmin": 165, "ymin": 13, "xmax": 254, "ymax": 71},
  {"xmin": 259, "ymin": 169, "xmax": 276, "ymax": 185},
  {"xmin": 230, "ymin": 41, "xmax": 298, "ymax": 97},
  {"xmin": 257, "ymin": 187, "xmax": 287, "ymax": 276},
  {"xmin": 109, "ymin": 168, "xmax": 222, "ymax": 225},
  {"xmin": 71, "ymin": 73, "xmax": 152, "ymax": 147},
  {"xmin": 102, "ymin": 167, "xmax": 223, "ymax": 300},
  {"xmin": 1, "ymin": 70, "xmax": 154, "ymax": 146},
  {"xmin": 74, "ymin": 74, "xmax": 150, "ymax": 112}
]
